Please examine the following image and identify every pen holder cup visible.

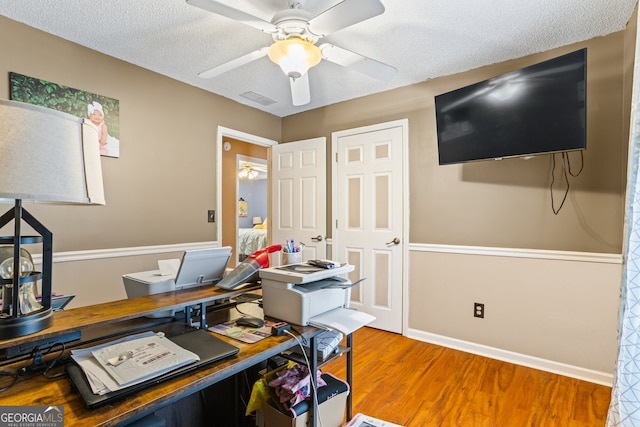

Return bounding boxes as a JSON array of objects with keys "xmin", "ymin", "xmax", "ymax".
[{"xmin": 282, "ymin": 250, "xmax": 302, "ymax": 265}]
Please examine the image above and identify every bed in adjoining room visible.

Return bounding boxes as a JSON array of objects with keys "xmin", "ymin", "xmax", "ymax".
[{"xmin": 238, "ymin": 228, "xmax": 268, "ymax": 260}]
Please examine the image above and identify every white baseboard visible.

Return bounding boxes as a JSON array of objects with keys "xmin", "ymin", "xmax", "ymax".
[{"xmin": 406, "ymin": 328, "xmax": 613, "ymax": 386}]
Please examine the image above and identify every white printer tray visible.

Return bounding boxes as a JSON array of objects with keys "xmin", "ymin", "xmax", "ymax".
[{"xmin": 307, "ymin": 308, "xmax": 375, "ymax": 336}]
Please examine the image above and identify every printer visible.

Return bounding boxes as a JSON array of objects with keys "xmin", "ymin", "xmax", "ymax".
[
  {"xmin": 259, "ymin": 262, "xmax": 375, "ymax": 332},
  {"xmin": 122, "ymin": 247, "xmax": 231, "ymax": 317}
]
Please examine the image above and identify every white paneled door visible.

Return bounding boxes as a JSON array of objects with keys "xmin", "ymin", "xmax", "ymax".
[
  {"xmin": 271, "ymin": 138, "xmax": 327, "ymax": 266},
  {"xmin": 333, "ymin": 121, "xmax": 407, "ymax": 333}
]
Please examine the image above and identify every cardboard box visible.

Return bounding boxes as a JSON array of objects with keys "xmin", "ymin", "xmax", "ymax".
[{"xmin": 261, "ymin": 388, "xmax": 348, "ymax": 427}]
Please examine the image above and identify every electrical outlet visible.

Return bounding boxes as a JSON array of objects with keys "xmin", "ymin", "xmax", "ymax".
[
  {"xmin": 474, "ymin": 302, "xmax": 485, "ymax": 318},
  {"xmin": 207, "ymin": 210, "xmax": 215, "ymax": 223}
]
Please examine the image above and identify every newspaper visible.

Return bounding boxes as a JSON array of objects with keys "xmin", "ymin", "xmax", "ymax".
[{"xmin": 71, "ymin": 331, "xmax": 199, "ymax": 394}]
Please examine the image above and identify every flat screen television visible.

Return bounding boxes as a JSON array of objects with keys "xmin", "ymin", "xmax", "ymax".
[{"xmin": 434, "ymin": 48, "xmax": 587, "ymax": 165}]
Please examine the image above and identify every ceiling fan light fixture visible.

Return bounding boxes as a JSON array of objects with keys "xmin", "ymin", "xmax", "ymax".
[
  {"xmin": 268, "ymin": 38, "xmax": 322, "ymax": 79},
  {"xmin": 239, "ymin": 163, "xmax": 258, "ymax": 179}
]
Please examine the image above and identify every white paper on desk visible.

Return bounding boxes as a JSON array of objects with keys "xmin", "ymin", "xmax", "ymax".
[
  {"xmin": 92, "ymin": 334, "xmax": 199, "ymax": 386},
  {"xmin": 308, "ymin": 307, "xmax": 376, "ymax": 335},
  {"xmin": 71, "ymin": 331, "xmax": 156, "ymax": 394},
  {"xmin": 158, "ymin": 258, "xmax": 180, "ymax": 276}
]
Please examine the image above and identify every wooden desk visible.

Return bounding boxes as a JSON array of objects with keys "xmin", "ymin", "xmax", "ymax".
[
  {"xmin": 0, "ymin": 284, "xmax": 260, "ymax": 352},
  {"xmin": 0, "ymin": 285, "xmax": 324, "ymax": 427}
]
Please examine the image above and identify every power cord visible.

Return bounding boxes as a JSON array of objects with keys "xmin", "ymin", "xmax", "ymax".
[
  {"xmin": 550, "ymin": 151, "xmax": 584, "ymax": 215},
  {"xmin": 19, "ymin": 341, "xmax": 67, "ymax": 380},
  {"xmin": 234, "ymin": 301, "xmax": 262, "ymax": 317},
  {"xmin": 0, "ymin": 341, "xmax": 65, "ymax": 393},
  {"xmin": 27, "ymin": 346, "xmax": 46, "ymax": 372},
  {"xmin": 287, "ymin": 326, "xmax": 308, "ymax": 346},
  {"xmin": 42, "ymin": 342, "xmax": 67, "ymax": 379},
  {"xmin": 284, "ymin": 329, "xmax": 323, "ymax": 427},
  {"xmin": 0, "ymin": 370, "xmax": 19, "ymax": 393},
  {"xmin": 565, "ymin": 149, "xmax": 585, "ymax": 177}
]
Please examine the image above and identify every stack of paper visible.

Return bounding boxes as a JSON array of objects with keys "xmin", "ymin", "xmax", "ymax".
[
  {"xmin": 71, "ymin": 331, "xmax": 200, "ymax": 395},
  {"xmin": 292, "ymin": 329, "xmax": 343, "ymax": 361}
]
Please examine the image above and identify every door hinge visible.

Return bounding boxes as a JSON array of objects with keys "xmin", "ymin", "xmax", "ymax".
[
  {"xmin": 335, "ymin": 219, "xmax": 338, "ymax": 229},
  {"xmin": 335, "ymin": 152, "xmax": 338, "ymax": 163}
]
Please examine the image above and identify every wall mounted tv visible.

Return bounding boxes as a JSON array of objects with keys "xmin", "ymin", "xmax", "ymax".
[{"xmin": 434, "ymin": 48, "xmax": 586, "ymax": 165}]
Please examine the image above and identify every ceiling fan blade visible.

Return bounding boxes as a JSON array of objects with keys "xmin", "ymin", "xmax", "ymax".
[
  {"xmin": 290, "ymin": 73, "xmax": 311, "ymax": 106},
  {"xmin": 186, "ymin": 0, "xmax": 278, "ymax": 33},
  {"xmin": 198, "ymin": 47, "xmax": 269, "ymax": 79},
  {"xmin": 320, "ymin": 43, "xmax": 397, "ymax": 81},
  {"xmin": 309, "ymin": 0, "xmax": 385, "ymax": 36}
]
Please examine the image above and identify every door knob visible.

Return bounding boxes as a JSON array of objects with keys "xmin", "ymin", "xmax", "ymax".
[
  {"xmin": 386, "ymin": 237, "xmax": 400, "ymax": 245},
  {"xmin": 311, "ymin": 235, "xmax": 324, "ymax": 242}
]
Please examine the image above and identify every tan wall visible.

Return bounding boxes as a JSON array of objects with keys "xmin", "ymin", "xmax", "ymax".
[
  {"xmin": 409, "ymin": 249, "xmax": 622, "ymax": 374},
  {"xmin": 283, "ymin": 34, "xmax": 629, "ymax": 254},
  {"xmin": 0, "ymin": 16, "xmax": 281, "ymax": 252}
]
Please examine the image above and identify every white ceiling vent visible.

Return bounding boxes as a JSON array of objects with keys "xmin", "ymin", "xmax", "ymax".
[{"xmin": 240, "ymin": 91, "xmax": 277, "ymax": 106}]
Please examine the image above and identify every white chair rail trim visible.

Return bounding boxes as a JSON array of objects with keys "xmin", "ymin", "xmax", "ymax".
[
  {"xmin": 30, "ymin": 241, "xmax": 621, "ymax": 265},
  {"xmin": 31, "ymin": 241, "xmax": 219, "ymax": 264},
  {"xmin": 409, "ymin": 243, "xmax": 623, "ymax": 264}
]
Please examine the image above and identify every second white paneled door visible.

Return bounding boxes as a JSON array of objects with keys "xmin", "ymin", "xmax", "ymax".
[
  {"xmin": 333, "ymin": 120, "xmax": 407, "ymax": 333},
  {"xmin": 271, "ymin": 137, "xmax": 327, "ymax": 265}
]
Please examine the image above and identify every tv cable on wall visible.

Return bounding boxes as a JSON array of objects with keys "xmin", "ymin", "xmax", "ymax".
[{"xmin": 550, "ymin": 151, "xmax": 584, "ymax": 215}]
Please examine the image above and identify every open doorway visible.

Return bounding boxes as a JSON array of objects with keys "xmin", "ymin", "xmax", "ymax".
[
  {"xmin": 237, "ymin": 156, "xmax": 268, "ymax": 263},
  {"xmin": 217, "ymin": 127, "xmax": 276, "ymax": 267}
]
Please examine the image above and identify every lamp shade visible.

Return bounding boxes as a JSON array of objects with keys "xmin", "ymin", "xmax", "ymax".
[
  {"xmin": 268, "ymin": 38, "xmax": 322, "ymax": 79},
  {"xmin": 252, "ymin": 216, "xmax": 262, "ymax": 225},
  {"xmin": 0, "ymin": 99, "xmax": 105, "ymax": 205}
]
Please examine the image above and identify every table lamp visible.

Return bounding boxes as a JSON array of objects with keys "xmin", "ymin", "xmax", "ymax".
[
  {"xmin": 0, "ymin": 99, "xmax": 105, "ymax": 338},
  {"xmin": 252, "ymin": 216, "xmax": 262, "ymax": 226}
]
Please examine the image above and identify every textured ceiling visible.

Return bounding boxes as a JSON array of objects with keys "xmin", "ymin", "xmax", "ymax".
[{"xmin": 0, "ymin": 0, "xmax": 637, "ymax": 117}]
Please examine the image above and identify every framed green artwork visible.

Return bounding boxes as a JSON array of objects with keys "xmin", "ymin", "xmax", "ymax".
[{"xmin": 9, "ymin": 72, "xmax": 121, "ymax": 158}]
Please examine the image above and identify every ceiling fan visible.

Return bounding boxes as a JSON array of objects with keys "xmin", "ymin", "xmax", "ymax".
[{"xmin": 186, "ymin": 0, "xmax": 397, "ymax": 106}]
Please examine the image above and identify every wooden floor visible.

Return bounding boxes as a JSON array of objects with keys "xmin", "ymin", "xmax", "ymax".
[{"xmin": 322, "ymin": 327, "xmax": 612, "ymax": 427}]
